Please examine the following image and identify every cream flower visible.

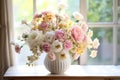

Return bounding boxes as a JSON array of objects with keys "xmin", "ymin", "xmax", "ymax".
[
  {"xmin": 90, "ymin": 50, "xmax": 97, "ymax": 58},
  {"xmin": 27, "ymin": 30, "xmax": 44, "ymax": 48},
  {"xmin": 52, "ymin": 40, "xmax": 63, "ymax": 53},
  {"xmin": 45, "ymin": 31, "xmax": 55, "ymax": 43},
  {"xmin": 73, "ymin": 12, "xmax": 84, "ymax": 20},
  {"xmin": 93, "ymin": 38, "xmax": 100, "ymax": 49},
  {"xmin": 87, "ymin": 29, "xmax": 93, "ymax": 38},
  {"xmin": 87, "ymin": 37, "xmax": 93, "ymax": 49}
]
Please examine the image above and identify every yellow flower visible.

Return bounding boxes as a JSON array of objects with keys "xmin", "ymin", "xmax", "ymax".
[
  {"xmin": 75, "ymin": 47, "xmax": 85, "ymax": 54},
  {"xmin": 75, "ymin": 43, "xmax": 87, "ymax": 54},
  {"xmin": 67, "ymin": 20, "xmax": 73, "ymax": 27}
]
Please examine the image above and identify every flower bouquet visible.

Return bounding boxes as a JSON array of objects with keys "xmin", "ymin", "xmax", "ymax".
[{"xmin": 12, "ymin": 3, "xmax": 100, "ymax": 68}]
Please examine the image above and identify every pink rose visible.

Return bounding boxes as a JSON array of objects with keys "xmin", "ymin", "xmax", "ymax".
[
  {"xmin": 55, "ymin": 30, "xmax": 66, "ymax": 41},
  {"xmin": 42, "ymin": 42, "xmax": 51, "ymax": 52},
  {"xmin": 64, "ymin": 40, "xmax": 72, "ymax": 50},
  {"xmin": 81, "ymin": 22, "xmax": 88, "ymax": 32},
  {"xmin": 15, "ymin": 44, "xmax": 21, "ymax": 53},
  {"xmin": 39, "ymin": 22, "xmax": 49, "ymax": 30},
  {"xmin": 71, "ymin": 25, "xmax": 84, "ymax": 42}
]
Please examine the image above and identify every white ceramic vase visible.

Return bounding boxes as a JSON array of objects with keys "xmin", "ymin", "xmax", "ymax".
[{"xmin": 44, "ymin": 52, "xmax": 71, "ymax": 74}]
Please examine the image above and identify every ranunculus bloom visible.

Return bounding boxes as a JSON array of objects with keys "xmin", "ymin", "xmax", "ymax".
[
  {"xmin": 71, "ymin": 25, "xmax": 84, "ymax": 42},
  {"xmin": 64, "ymin": 40, "xmax": 72, "ymax": 50},
  {"xmin": 55, "ymin": 30, "xmax": 66, "ymax": 42},
  {"xmin": 42, "ymin": 42, "xmax": 51, "ymax": 53}
]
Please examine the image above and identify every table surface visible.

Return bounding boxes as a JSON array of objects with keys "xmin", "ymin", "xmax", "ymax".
[{"xmin": 4, "ymin": 65, "xmax": 120, "ymax": 78}]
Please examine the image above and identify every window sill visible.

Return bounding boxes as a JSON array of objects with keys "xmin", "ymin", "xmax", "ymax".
[{"xmin": 4, "ymin": 65, "xmax": 120, "ymax": 80}]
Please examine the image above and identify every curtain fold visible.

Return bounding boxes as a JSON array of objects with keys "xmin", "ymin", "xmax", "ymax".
[{"xmin": 0, "ymin": 0, "xmax": 15, "ymax": 79}]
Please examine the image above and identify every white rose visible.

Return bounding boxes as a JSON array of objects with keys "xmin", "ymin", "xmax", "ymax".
[
  {"xmin": 87, "ymin": 29, "xmax": 93, "ymax": 38},
  {"xmin": 90, "ymin": 50, "xmax": 97, "ymax": 58},
  {"xmin": 73, "ymin": 12, "xmax": 84, "ymax": 20},
  {"xmin": 27, "ymin": 30, "xmax": 44, "ymax": 48},
  {"xmin": 45, "ymin": 31, "xmax": 55, "ymax": 43},
  {"xmin": 93, "ymin": 38, "xmax": 100, "ymax": 49},
  {"xmin": 52, "ymin": 40, "xmax": 63, "ymax": 53}
]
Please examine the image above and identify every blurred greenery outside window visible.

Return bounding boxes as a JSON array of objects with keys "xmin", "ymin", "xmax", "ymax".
[{"xmin": 13, "ymin": 0, "xmax": 120, "ymax": 65}]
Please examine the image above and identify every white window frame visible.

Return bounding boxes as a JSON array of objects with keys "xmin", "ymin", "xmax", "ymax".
[{"xmin": 80, "ymin": 0, "xmax": 120, "ymax": 65}]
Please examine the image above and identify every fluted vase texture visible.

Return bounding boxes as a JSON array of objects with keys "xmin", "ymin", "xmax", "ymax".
[{"xmin": 44, "ymin": 52, "xmax": 71, "ymax": 74}]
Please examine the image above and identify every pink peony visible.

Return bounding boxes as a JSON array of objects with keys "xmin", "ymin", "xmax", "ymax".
[
  {"xmin": 55, "ymin": 30, "xmax": 66, "ymax": 41},
  {"xmin": 42, "ymin": 42, "xmax": 51, "ymax": 52},
  {"xmin": 71, "ymin": 25, "xmax": 84, "ymax": 42},
  {"xmin": 64, "ymin": 40, "xmax": 72, "ymax": 50}
]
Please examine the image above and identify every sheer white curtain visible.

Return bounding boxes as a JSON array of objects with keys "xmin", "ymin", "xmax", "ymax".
[{"xmin": 0, "ymin": 0, "xmax": 15, "ymax": 79}]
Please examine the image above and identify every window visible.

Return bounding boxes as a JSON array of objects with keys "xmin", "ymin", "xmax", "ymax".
[{"xmin": 13, "ymin": 0, "xmax": 120, "ymax": 65}]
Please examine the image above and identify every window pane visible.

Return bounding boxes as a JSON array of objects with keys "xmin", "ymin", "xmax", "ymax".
[
  {"xmin": 36, "ymin": 0, "xmax": 58, "ymax": 12},
  {"xmin": 87, "ymin": 0, "xmax": 113, "ymax": 22},
  {"xmin": 13, "ymin": 0, "xmax": 33, "ymax": 65},
  {"xmin": 86, "ymin": 27, "xmax": 113, "ymax": 65},
  {"xmin": 118, "ymin": 0, "xmax": 120, "ymax": 22},
  {"xmin": 66, "ymin": 0, "xmax": 80, "ymax": 15},
  {"xmin": 117, "ymin": 27, "xmax": 120, "ymax": 64},
  {"xmin": 13, "ymin": 0, "xmax": 33, "ymax": 22},
  {"xmin": 36, "ymin": 0, "xmax": 80, "ymax": 16}
]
